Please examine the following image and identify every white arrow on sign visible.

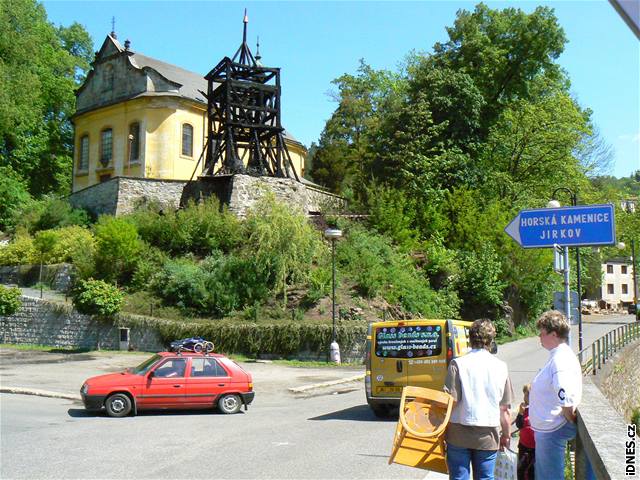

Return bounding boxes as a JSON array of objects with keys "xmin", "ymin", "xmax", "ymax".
[{"xmin": 504, "ymin": 214, "xmax": 521, "ymax": 246}]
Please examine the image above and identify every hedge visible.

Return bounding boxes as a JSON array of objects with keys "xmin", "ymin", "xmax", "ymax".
[{"xmin": 116, "ymin": 313, "xmax": 367, "ymax": 358}]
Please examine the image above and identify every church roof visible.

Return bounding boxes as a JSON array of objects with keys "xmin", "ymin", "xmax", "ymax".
[{"xmin": 128, "ymin": 52, "xmax": 208, "ymax": 105}]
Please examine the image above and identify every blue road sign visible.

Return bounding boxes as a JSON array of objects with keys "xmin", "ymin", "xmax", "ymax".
[{"xmin": 504, "ymin": 204, "xmax": 616, "ymax": 248}]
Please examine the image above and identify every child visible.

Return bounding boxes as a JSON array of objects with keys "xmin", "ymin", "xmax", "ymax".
[{"xmin": 516, "ymin": 384, "xmax": 535, "ymax": 480}]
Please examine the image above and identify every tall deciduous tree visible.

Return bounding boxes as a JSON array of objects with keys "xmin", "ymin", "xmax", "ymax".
[{"xmin": 0, "ymin": 0, "xmax": 92, "ymax": 196}]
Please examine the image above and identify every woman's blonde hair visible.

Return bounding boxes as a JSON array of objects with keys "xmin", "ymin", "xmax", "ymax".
[{"xmin": 536, "ymin": 310, "xmax": 570, "ymax": 340}]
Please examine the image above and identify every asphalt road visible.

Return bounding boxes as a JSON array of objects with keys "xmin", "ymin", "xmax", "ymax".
[{"xmin": 0, "ymin": 313, "xmax": 635, "ymax": 480}]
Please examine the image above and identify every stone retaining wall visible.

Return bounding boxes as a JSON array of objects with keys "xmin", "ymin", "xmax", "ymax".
[
  {"xmin": 0, "ymin": 296, "xmax": 163, "ymax": 352},
  {"xmin": 69, "ymin": 175, "xmax": 342, "ymax": 219},
  {"xmin": 0, "ymin": 264, "xmax": 74, "ymax": 292},
  {"xmin": 598, "ymin": 341, "xmax": 640, "ymax": 423},
  {"xmin": 0, "ymin": 296, "xmax": 365, "ymax": 362}
]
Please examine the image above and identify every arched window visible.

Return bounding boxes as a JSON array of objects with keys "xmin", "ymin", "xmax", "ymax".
[
  {"xmin": 182, "ymin": 123, "xmax": 193, "ymax": 157},
  {"xmin": 100, "ymin": 128, "xmax": 113, "ymax": 167},
  {"xmin": 128, "ymin": 122, "xmax": 140, "ymax": 161},
  {"xmin": 78, "ymin": 135, "xmax": 89, "ymax": 171}
]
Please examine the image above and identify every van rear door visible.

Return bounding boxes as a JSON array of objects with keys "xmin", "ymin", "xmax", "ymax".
[
  {"xmin": 370, "ymin": 325, "xmax": 408, "ymax": 398},
  {"xmin": 404, "ymin": 323, "xmax": 447, "ymax": 390}
]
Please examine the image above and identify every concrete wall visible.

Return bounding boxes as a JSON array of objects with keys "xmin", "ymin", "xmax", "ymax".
[{"xmin": 0, "ymin": 296, "xmax": 163, "ymax": 352}]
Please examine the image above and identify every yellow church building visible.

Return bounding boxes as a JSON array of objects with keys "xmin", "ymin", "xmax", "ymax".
[{"xmin": 71, "ymin": 34, "xmax": 307, "ymax": 193}]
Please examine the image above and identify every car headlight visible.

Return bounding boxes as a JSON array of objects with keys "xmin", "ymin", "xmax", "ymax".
[{"xmin": 81, "ymin": 383, "xmax": 89, "ymax": 395}]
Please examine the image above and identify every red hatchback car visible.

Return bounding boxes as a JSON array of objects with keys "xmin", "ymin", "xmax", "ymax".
[{"xmin": 80, "ymin": 352, "xmax": 254, "ymax": 417}]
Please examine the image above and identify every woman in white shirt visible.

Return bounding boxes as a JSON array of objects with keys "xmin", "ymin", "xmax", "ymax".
[
  {"xmin": 444, "ymin": 319, "xmax": 514, "ymax": 480},
  {"xmin": 529, "ymin": 310, "xmax": 582, "ymax": 479}
]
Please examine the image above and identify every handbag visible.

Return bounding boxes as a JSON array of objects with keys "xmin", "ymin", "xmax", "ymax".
[{"xmin": 494, "ymin": 448, "xmax": 518, "ymax": 480}]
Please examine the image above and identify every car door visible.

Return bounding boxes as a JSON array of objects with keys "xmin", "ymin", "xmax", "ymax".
[
  {"xmin": 139, "ymin": 357, "xmax": 188, "ymax": 408},
  {"xmin": 370, "ymin": 324, "xmax": 408, "ymax": 399},
  {"xmin": 185, "ymin": 357, "xmax": 230, "ymax": 407}
]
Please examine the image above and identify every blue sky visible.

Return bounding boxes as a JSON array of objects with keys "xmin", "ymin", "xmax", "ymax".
[{"xmin": 42, "ymin": 0, "xmax": 639, "ymax": 179}]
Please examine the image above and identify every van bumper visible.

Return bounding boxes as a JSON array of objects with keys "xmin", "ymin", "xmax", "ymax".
[{"xmin": 366, "ymin": 395, "xmax": 400, "ymax": 407}]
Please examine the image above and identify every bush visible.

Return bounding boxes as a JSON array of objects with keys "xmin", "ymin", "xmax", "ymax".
[
  {"xmin": 337, "ymin": 223, "xmax": 460, "ymax": 318},
  {"xmin": 152, "ymin": 254, "xmax": 271, "ymax": 317},
  {"xmin": 16, "ymin": 196, "xmax": 90, "ymax": 234},
  {"xmin": 33, "ymin": 226, "xmax": 94, "ymax": 264},
  {"xmin": 72, "ymin": 279, "xmax": 123, "ymax": 317},
  {"xmin": 127, "ymin": 197, "xmax": 242, "ymax": 256},
  {"xmin": 129, "ymin": 242, "xmax": 169, "ymax": 291},
  {"xmin": 93, "ymin": 216, "xmax": 143, "ymax": 283},
  {"xmin": 0, "ymin": 285, "xmax": 22, "ymax": 316},
  {"xmin": 0, "ymin": 230, "xmax": 37, "ymax": 265}
]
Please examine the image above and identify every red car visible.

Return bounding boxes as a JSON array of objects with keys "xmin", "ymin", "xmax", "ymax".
[{"xmin": 80, "ymin": 352, "xmax": 254, "ymax": 417}]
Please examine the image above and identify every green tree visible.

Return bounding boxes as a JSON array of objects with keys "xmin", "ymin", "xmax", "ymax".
[
  {"xmin": 0, "ymin": 285, "xmax": 22, "ymax": 316},
  {"xmin": 0, "ymin": 0, "xmax": 93, "ymax": 196},
  {"xmin": 0, "ymin": 166, "xmax": 31, "ymax": 232},
  {"xmin": 309, "ymin": 60, "xmax": 402, "ymax": 193}
]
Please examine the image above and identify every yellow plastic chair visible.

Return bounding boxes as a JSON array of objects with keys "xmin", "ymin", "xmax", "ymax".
[{"xmin": 388, "ymin": 386, "xmax": 454, "ymax": 474}]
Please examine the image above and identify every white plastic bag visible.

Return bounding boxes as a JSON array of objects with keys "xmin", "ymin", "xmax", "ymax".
[{"xmin": 494, "ymin": 448, "xmax": 518, "ymax": 480}]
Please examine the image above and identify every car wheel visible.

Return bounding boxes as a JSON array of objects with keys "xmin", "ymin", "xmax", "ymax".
[
  {"xmin": 105, "ymin": 393, "xmax": 132, "ymax": 417},
  {"xmin": 218, "ymin": 394, "xmax": 242, "ymax": 414}
]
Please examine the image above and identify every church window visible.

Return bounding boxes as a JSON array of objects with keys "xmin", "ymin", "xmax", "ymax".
[
  {"xmin": 129, "ymin": 123, "xmax": 140, "ymax": 161},
  {"xmin": 100, "ymin": 128, "xmax": 113, "ymax": 167},
  {"xmin": 79, "ymin": 135, "xmax": 89, "ymax": 171},
  {"xmin": 182, "ymin": 123, "xmax": 193, "ymax": 157}
]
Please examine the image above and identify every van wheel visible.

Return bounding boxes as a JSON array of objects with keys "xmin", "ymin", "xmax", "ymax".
[{"xmin": 370, "ymin": 403, "xmax": 389, "ymax": 418}]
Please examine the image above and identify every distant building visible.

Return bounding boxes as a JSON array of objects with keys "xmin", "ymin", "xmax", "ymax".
[
  {"xmin": 71, "ymin": 34, "xmax": 307, "ymax": 193},
  {"xmin": 620, "ymin": 198, "xmax": 637, "ymax": 213},
  {"xmin": 600, "ymin": 258, "xmax": 635, "ymax": 309}
]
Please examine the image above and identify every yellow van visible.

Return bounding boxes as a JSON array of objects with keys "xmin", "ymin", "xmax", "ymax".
[{"xmin": 365, "ymin": 319, "xmax": 473, "ymax": 417}]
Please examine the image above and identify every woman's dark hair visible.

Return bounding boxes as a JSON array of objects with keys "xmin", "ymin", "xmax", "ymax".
[{"xmin": 469, "ymin": 319, "xmax": 496, "ymax": 349}]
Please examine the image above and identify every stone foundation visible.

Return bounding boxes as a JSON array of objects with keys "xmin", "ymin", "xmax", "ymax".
[{"xmin": 69, "ymin": 175, "xmax": 341, "ymax": 218}]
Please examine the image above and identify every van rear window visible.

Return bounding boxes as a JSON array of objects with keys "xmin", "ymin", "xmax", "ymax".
[{"xmin": 374, "ymin": 325, "xmax": 442, "ymax": 358}]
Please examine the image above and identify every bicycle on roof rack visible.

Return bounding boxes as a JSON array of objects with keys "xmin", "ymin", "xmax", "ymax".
[{"xmin": 170, "ymin": 337, "xmax": 214, "ymax": 354}]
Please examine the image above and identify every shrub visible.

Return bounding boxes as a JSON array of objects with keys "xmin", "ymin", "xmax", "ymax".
[
  {"xmin": 153, "ymin": 258, "xmax": 209, "ymax": 313},
  {"xmin": 127, "ymin": 197, "xmax": 242, "ymax": 256},
  {"xmin": 0, "ymin": 285, "xmax": 22, "ymax": 316},
  {"xmin": 32, "ymin": 226, "xmax": 94, "ymax": 265},
  {"xmin": 152, "ymin": 254, "xmax": 271, "ymax": 317},
  {"xmin": 337, "ymin": 223, "xmax": 460, "ymax": 318},
  {"xmin": 16, "ymin": 196, "xmax": 90, "ymax": 234},
  {"xmin": 243, "ymin": 194, "xmax": 324, "ymax": 307},
  {"xmin": 72, "ymin": 279, "xmax": 123, "ymax": 317},
  {"xmin": 0, "ymin": 230, "xmax": 37, "ymax": 265},
  {"xmin": 130, "ymin": 242, "xmax": 169, "ymax": 291},
  {"xmin": 93, "ymin": 216, "xmax": 143, "ymax": 283}
]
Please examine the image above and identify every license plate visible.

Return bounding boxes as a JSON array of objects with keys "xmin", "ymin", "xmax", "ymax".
[{"xmin": 376, "ymin": 386, "xmax": 402, "ymax": 394}]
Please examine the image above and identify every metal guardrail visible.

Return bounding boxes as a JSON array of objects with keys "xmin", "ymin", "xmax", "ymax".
[{"xmin": 578, "ymin": 321, "xmax": 640, "ymax": 376}]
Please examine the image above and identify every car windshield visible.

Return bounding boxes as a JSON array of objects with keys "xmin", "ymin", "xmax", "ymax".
[{"xmin": 131, "ymin": 354, "xmax": 161, "ymax": 375}]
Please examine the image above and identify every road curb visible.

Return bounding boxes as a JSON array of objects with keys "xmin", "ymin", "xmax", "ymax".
[
  {"xmin": 288, "ymin": 373, "xmax": 364, "ymax": 393},
  {"xmin": 0, "ymin": 387, "xmax": 81, "ymax": 401}
]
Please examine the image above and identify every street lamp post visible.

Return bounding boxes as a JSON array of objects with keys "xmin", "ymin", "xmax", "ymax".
[
  {"xmin": 324, "ymin": 228, "xmax": 342, "ymax": 363},
  {"xmin": 549, "ymin": 187, "xmax": 583, "ymax": 352}
]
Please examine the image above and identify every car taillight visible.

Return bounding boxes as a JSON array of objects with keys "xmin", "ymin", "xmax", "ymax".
[
  {"xmin": 248, "ymin": 382, "xmax": 253, "ymax": 391},
  {"xmin": 447, "ymin": 348, "xmax": 453, "ymax": 361}
]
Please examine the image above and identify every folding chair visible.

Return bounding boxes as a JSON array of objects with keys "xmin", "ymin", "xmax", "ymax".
[{"xmin": 388, "ymin": 386, "xmax": 454, "ymax": 474}]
